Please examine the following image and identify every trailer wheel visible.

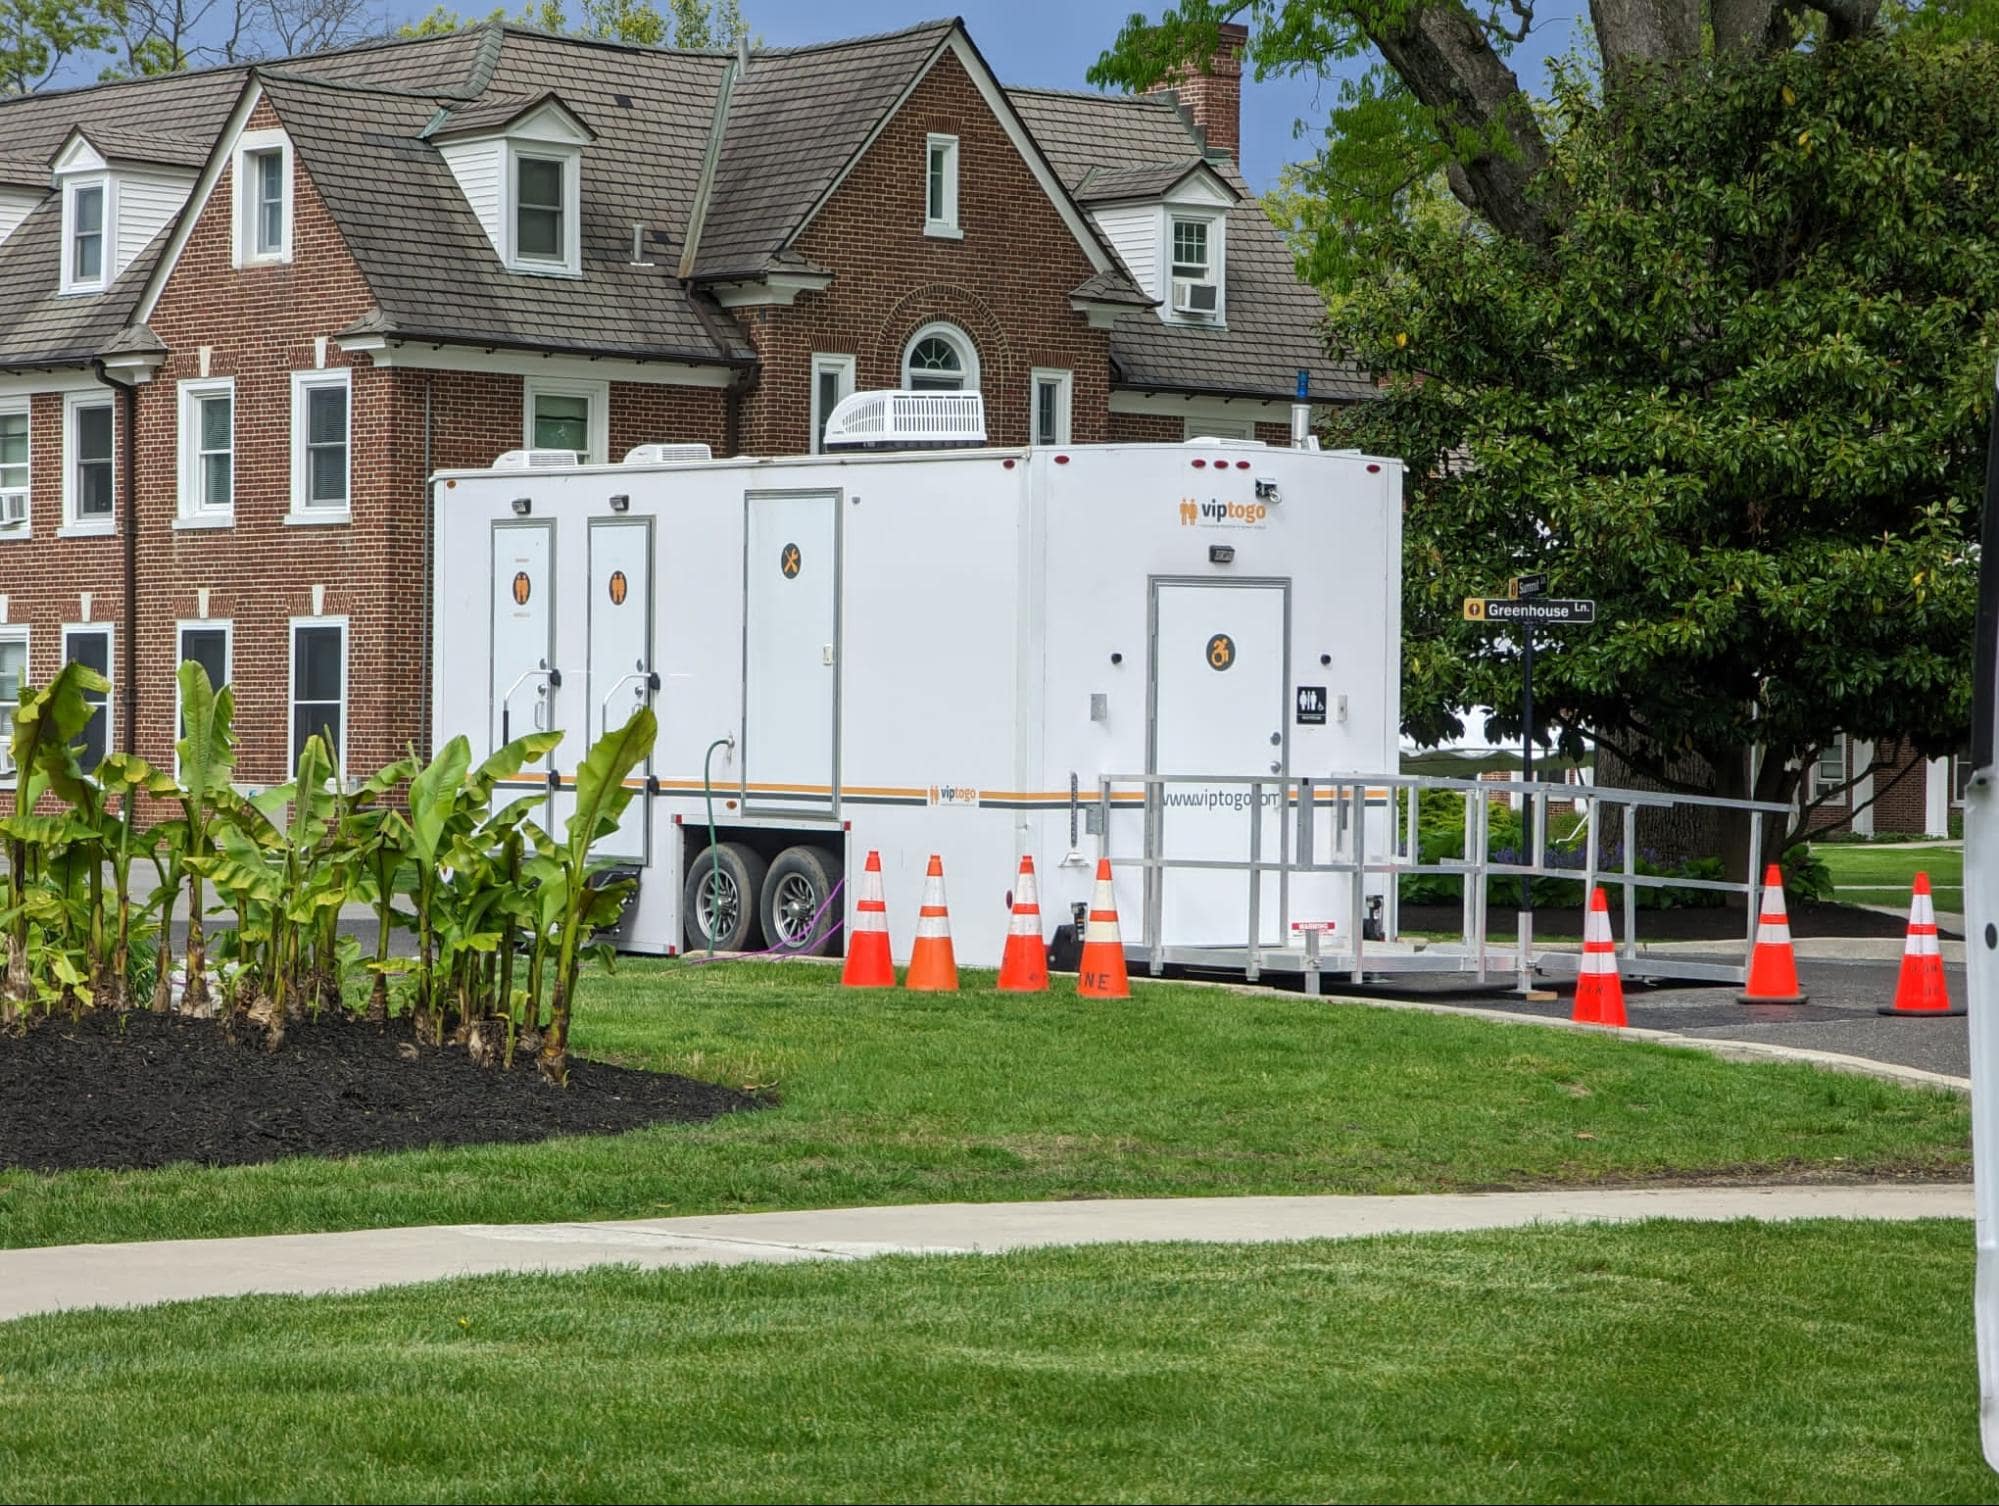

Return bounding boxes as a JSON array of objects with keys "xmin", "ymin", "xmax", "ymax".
[
  {"xmin": 683, "ymin": 842, "xmax": 767, "ymax": 953},
  {"xmin": 760, "ymin": 846, "xmax": 845, "ymax": 957}
]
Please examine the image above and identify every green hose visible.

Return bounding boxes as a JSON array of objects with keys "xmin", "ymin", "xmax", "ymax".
[{"xmin": 700, "ymin": 735, "xmax": 734, "ymax": 956}]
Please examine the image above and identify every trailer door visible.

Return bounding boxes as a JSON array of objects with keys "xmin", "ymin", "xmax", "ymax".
[
  {"xmin": 743, "ymin": 490, "xmax": 839, "ymax": 816},
  {"xmin": 589, "ymin": 516, "xmax": 654, "ymax": 862},
  {"xmin": 1150, "ymin": 578, "xmax": 1289, "ymax": 946},
  {"xmin": 490, "ymin": 520, "xmax": 555, "ymax": 755}
]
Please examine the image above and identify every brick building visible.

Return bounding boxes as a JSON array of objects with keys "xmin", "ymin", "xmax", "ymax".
[{"xmin": 0, "ymin": 18, "xmax": 1361, "ymax": 783}]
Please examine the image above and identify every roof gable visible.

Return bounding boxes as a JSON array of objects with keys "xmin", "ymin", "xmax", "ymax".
[{"xmin": 424, "ymin": 91, "xmax": 596, "ymax": 145}]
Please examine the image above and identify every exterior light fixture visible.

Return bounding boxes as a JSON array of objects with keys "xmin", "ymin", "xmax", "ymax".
[
  {"xmin": 510, "ymin": 497, "xmax": 532, "ymax": 516},
  {"xmin": 609, "ymin": 493, "xmax": 631, "ymax": 513}
]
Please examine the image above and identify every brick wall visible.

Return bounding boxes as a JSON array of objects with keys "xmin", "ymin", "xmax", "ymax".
[
  {"xmin": 737, "ymin": 50, "xmax": 1111, "ymax": 454},
  {"xmin": 1145, "ymin": 21, "xmax": 1246, "ymax": 160}
]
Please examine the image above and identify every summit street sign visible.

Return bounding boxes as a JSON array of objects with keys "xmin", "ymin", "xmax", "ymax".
[{"xmin": 1463, "ymin": 597, "xmax": 1596, "ymax": 626}]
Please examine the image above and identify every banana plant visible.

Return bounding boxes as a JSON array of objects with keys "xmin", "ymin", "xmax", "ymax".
[
  {"xmin": 1, "ymin": 662, "xmax": 107, "ymax": 1025},
  {"xmin": 96, "ymin": 753, "xmax": 180, "ymax": 1012},
  {"xmin": 533, "ymin": 706, "xmax": 655, "ymax": 1086},
  {"xmin": 340, "ymin": 753, "xmax": 419, "ymax": 1027},
  {"xmin": 173, "ymin": 662, "xmax": 235, "ymax": 1019}
]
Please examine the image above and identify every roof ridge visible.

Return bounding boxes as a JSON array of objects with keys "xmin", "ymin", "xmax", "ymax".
[{"xmin": 1005, "ymin": 82, "xmax": 1177, "ymax": 107}]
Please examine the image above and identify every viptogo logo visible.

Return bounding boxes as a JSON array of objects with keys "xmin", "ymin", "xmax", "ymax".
[{"xmin": 1179, "ymin": 496, "xmax": 1268, "ymax": 528}]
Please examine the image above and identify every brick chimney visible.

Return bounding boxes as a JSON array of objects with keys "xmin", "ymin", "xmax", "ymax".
[{"xmin": 1145, "ymin": 21, "xmax": 1247, "ymax": 161}]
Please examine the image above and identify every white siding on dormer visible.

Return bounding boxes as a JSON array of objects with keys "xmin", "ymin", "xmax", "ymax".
[
  {"xmin": 439, "ymin": 138, "xmax": 505, "ymax": 258},
  {"xmin": 114, "ymin": 169, "xmax": 196, "ymax": 280},
  {"xmin": 1091, "ymin": 203, "xmax": 1161, "ymax": 301},
  {"xmin": 0, "ymin": 190, "xmax": 41, "ymax": 248}
]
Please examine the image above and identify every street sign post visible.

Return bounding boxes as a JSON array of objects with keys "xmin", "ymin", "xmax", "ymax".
[{"xmin": 1462, "ymin": 590, "xmax": 1597, "ymax": 997}]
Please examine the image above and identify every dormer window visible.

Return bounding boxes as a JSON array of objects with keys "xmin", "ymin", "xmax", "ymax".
[
  {"xmin": 429, "ymin": 95, "xmax": 592, "ymax": 280},
  {"xmin": 62, "ymin": 180, "xmax": 109, "ymax": 294},
  {"xmin": 232, "ymin": 128, "xmax": 293, "ymax": 265}
]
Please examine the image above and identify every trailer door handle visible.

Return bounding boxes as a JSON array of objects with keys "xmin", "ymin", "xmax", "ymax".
[{"xmin": 822, "ymin": 644, "xmax": 835, "ymax": 666}]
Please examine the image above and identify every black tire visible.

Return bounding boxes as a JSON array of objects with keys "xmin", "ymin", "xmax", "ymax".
[
  {"xmin": 683, "ymin": 841, "xmax": 767, "ymax": 953},
  {"xmin": 759, "ymin": 846, "xmax": 845, "ymax": 957}
]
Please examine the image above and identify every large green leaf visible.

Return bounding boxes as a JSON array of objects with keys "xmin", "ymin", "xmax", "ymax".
[
  {"xmin": 174, "ymin": 663, "xmax": 234, "ymax": 803},
  {"xmin": 470, "ymin": 731, "xmax": 564, "ymax": 798},
  {"xmin": 408, "ymin": 737, "xmax": 472, "ymax": 864},
  {"xmin": 564, "ymin": 707, "xmax": 655, "ymax": 865}
]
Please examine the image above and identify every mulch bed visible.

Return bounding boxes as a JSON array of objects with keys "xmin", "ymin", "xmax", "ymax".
[
  {"xmin": 1398, "ymin": 896, "xmax": 1938, "ymax": 941},
  {"xmin": 0, "ymin": 1011, "xmax": 759, "ymax": 1175}
]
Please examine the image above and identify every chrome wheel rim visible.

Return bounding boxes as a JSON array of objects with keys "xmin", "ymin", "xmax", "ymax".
[
  {"xmin": 697, "ymin": 869, "xmax": 741, "ymax": 942},
  {"xmin": 773, "ymin": 872, "xmax": 819, "ymax": 946}
]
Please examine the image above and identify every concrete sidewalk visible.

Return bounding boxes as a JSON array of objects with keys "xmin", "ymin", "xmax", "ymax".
[{"xmin": 0, "ymin": 1185, "xmax": 1969, "ymax": 1324}]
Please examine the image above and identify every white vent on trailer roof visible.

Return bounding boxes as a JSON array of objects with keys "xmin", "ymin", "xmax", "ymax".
[
  {"xmin": 622, "ymin": 442, "xmax": 713, "ymax": 464},
  {"xmin": 822, "ymin": 390, "xmax": 986, "ymax": 449},
  {"xmin": 1182, "ymin": 436, "xmax": 1267, "ymax": 447},
  {"xmin": 493, "ymin": 448, "xmax": 583, "ymax": 470}
]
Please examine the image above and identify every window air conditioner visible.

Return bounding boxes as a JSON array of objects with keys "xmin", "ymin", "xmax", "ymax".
[
  {"xmin": 0, "ymin": 493, "xmax": 25, "ymax": 528},
  {"xmin": 1172, "ymin": 279, "xmax": 1219, "ymax": 316}
]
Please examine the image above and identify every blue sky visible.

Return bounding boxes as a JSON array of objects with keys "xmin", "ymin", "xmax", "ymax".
[{"xmin": 54, "ymin": 0, "xmax": 1585, "ymax": 193}]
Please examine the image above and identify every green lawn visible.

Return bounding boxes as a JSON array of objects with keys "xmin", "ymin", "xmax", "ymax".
[
  {"xmin": 0, "ymin": 1220, "xmax": 1986, "ymax": 1503},
  {"xmin": 0, "ymin": 964, "xmax": 1967, "ymax": 1250},
  {"xmin": 1818, "ymin": 842, "xmax": 1963, "ymax": 912}
]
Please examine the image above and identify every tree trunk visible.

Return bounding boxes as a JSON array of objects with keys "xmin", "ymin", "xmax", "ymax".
[
  {"xmin": 1587, "ymin": 0, "xmax": 1700, "ymax": 70},
  {"xmin": 1368, "ymin": 2, "xmax": 1558, "ymax": 249},
  {"xmin": 181, "ymin": 875, "xmax": 210, "ymax": 1018}
]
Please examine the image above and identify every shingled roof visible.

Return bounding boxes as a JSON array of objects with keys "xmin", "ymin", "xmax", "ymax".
[
  {"xmin": 1010, "ymin": 85, "xmax": 1371, "ymax": 404},
  {"xmin": 0, "ymin": 21, "xmax": 1357, "ymax": 400}
]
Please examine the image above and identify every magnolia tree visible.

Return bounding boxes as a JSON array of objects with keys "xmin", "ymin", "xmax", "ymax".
[{"xmin": 1098, "ymin": 7, "xmax": 1995, "ymax": 865}]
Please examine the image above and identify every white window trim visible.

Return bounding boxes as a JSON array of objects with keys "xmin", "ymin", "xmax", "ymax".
[
  {"xmin": 505, "ymin": 142, "xmax": 581, "ymax": 277},
  {"xmin": 0, "ymin": 625, "xmax": 28, "ymax": 782},
  {"xmin": 60, "ymin": 622, "xmax": 113, "ymax": 769},
  {"xmin": 231, "ymin": 127, "xmax": 294, "ymax": 268},
  {"xmin": 901, "ymin": 321, "xmax": 980, "ymax": 393},
  {"xmin": 59, "ymin": 175, "xmax": 113, "ymax": 295},
  {"xmin": 1030, "ymin": 368, "xmax": 1073, "ymax": 447},
  {"xmin": 809, "ymin": 353, "xmax": 857, "ymax": 455},
  {"xmin": 0, "ymin": 398, "xmax": 30, "ymax": 540},
  {"xmin": 1813, "ymin": 733, "xmax": 1848, "ymax": 797},
  {"xmin": 173, "ymin": 619, "xmax": 232, "ymax": 780},
  {"xmin": 176, "ymin": 376, "xmax": 236, "ymax": 522},
  {"xmin": 60, "ymin": 390, "xmax": 116, "ymax": 536},
  {"xmin": 290, "ymin": 368, "xmax": 352, "ymax": 521},
  {"xmin": 522, "ymin": 375, "xmax": 608, "ymax": 464},
  {"xmin": 1162, "ymin": 208, "xmax": 1226, "ymax": 327},
  {"xmin": 924, "ymin": 133, "xmax": 961, "ymax": 239},
  {"xmin": 289, "ymin": 615, "xmax": 348, "ymax": 773}
]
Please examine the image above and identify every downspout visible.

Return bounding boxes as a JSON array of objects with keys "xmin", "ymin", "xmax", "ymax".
[
  {"xmin": 420, "ymin": 371, "xmax": 434, "ymax": 754},
  {"xmin": 91, "ymin": 359, "xmax": 138, "ymax": 756}
]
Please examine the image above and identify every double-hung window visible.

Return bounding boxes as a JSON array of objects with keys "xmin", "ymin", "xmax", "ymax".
[
  {"xmin": 175, "ymin": 623, "xmax": 230, "ymax": 773},
  {"xmin": 66, "ymin": 182, "xmax": 106, "ymax": 292},
  {"xmin": 1171, "ymin": 218, "xmax": 1210, "ymax": 281},
  {"xmin": 514, "ymin": 154, "xmax": 567, "ymax": 266},
  {"xmin": 232, "ymin": 129, "xmax": 292, "ymax": 265},
  {"xmin": 0, "ymin": 403, "xmax": 27, "ymax": 532},
  {"xmin": 291, "ymin": 619, "xmax": 346, "ymax": 769},
  {"xmin": 253, "ymin": 149, "xmax": 284, "ymax": 255},
  {"xmin": 64, "ymin": 394, "xmax": 114, "ymax": 530},
  {"xmin": 0, "ymin": 629, "xmax": 26, "ymax": 776},
  {"xmin": 925, "ymin": 134, "xmax": 960, "ymax": 237},
  {"xmin": 1031, "ymin": 369, "xmax": 1072, "ymax": 447},
  {"xmin": 62, "ymin": 626, "xmax": 111, "ymax": 773},
  {"xmin": 523, "ymin": 377, "xmax": 605, "ymax": 462},
  {"xmin": 291, "ymin": 370, "xmax": 350, "ymax": 517},
  {"xmin": 810, "ymin": 354, "xmax": 856, "ymax": 454},
  {"xmin": 1814, "ymin": 735, "xmax": 1847, "ymax": 795},
  {"xmin": 177, "ymin": 378, "xmax": 234, "ymax": 520}
]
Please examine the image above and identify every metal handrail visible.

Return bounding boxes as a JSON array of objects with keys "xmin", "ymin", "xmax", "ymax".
[{"xmin": 1092, "ymin": 768, "xmax": 1792, "ymax": 989}]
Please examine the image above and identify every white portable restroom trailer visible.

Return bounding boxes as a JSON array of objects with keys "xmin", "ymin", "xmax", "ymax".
[{"xmin": 428, "ymin": 410, "xmax": 1404, "ymax": 973}]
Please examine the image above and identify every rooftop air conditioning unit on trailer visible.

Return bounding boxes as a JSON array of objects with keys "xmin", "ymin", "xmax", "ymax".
[
  {"xmin": 623, "ymin": 443, "xmax": 713, "ymax": 465},
  {"xmin": 493, "ymin": 448, "xmax": 584, "ymax": 470},
  {"xmin": 1172, "ymin": 279, "xmax": 1219, "ymax": 317},
  {"xmin": 822, "ymin": 390, "xmax": 986, "ymax": 450}
]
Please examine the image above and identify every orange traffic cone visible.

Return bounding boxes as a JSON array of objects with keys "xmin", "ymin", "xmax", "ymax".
[
  {"xmin": 1077, "ymin": 857, "xmax": 1130, "ymax": 999},
  {"xmin": 1879, "ymin": 872, "xmax": 1963, "ymax": 1017},
  {"xmin": 903, "ymin": 854, "xmax": 959, "ymax": 993},
  {"xmin": 996, "ymin": 855, "xmax": 1049, "ymax": 993},
  {"xmin": 1738, "ymin": 863, "xmax": 1808, "ymax": 1005},
  {"xmin": 1572, "ymin": 886, "xmax": 1626, "ymax": 1028},
  {"xmin": 840, "ymin": 850, "xmax": 895, "ymax": 988}
]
